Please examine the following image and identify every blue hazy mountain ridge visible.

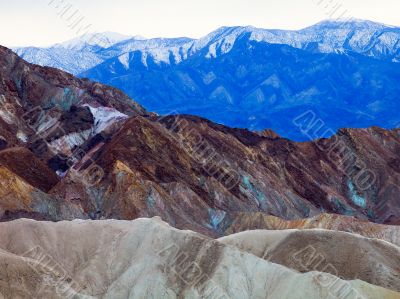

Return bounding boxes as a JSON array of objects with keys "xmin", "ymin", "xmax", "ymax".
[{"xmin": 15, "ymin": 20, "xmax": 400, "ymax": 140}]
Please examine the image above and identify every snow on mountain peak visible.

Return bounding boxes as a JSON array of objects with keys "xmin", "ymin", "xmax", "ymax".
[
  {"xmin": 14, "ymin": 19, "xmax": 400, "ymax": 75},
  {"xmin": 305, "ymin": 19, "xmax": 396, "ymax": 30},
  {"xmin": 53, "ymin": 32, "xmax": 132, "ymax": 50}
]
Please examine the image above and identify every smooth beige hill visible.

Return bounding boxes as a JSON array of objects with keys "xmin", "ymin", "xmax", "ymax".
[
  {"xmin": 0, "ymin": 218, "xmax": 398, "ymax": 299},
  {"xmin": 220, "ymin": 228, "xmax": 400, "ymax": 292},
  {"xmin": 226, "ymin": 213, "xmax": 400, "ymax": 247}
]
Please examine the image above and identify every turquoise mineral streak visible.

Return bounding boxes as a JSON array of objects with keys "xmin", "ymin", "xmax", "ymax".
[{"xmin": 347, "ymin": 181, "xmax": 367, "ymax": 208}]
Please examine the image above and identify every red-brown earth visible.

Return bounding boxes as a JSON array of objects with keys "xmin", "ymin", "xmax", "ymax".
[{"xmin": 0, "ymin": 45, "xmax": 399, "ymax": 237}]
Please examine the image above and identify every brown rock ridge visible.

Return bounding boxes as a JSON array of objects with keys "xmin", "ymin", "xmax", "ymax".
[
  {"xmin": 49, "ymin": 115, "xmax": 400, "ymax": 236},
  {"xmin": 0, "ymin": 45, "xmax": 145, "ymax": 169},
  {"xmin": 0, "ymin": 166, "xmax": 62, "ymax": 221},
  {"xmin": 0, "ymin": 147, "xmax": 59, "ymax": 192},
  {"xmin": 0, "ymin": 46, "xmax": 399, "ymax": 236}
]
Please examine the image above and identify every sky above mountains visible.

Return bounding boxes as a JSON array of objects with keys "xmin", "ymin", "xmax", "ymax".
[{"xmin": 1, "ymin": 0, "xmax": 399, "ymax": 47}]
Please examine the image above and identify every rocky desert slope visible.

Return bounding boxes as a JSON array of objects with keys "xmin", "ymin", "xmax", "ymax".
[
  {"xmin": 0, "ymin": 46, "xmax": 400, "ymax": 236},
  {"xmin": 0, "ymin": 46, "xmax": 399, "ymax": 298},
  {"xmin": 0, "ymin": 218, "xmax": 399, "ymax": 299}
]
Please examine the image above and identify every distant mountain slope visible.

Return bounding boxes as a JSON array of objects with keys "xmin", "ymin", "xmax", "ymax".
[
  {"xmin": 14, "ymin": 32, "xmax": 133, "ymax": 75},
  {"xmin": 82, "ymin": 36, "xmax": 400, "ymax": 140},
  {"xmin": 15, "ymin": 20, "xmax": 400, "ymax": 74},
  {"xmin": 14, "ymin": 20, "xmax": 400, "ymax": 140},
  {"xmin": 53, "ymin": 32, "xmax": 132, "ymax": 50},
  {"xmin": 14, "ymin": 33, "xmax": 193, "ymax": 75}
]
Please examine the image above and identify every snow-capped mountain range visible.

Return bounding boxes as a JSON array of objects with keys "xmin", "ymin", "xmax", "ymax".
[
  {"xmin": 15, "ymin": 20, "xmax": 400, "ymax": 74},
  {"xmin": 14, "ymin": 20, "xmax": 400, "ymax": 140}
]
